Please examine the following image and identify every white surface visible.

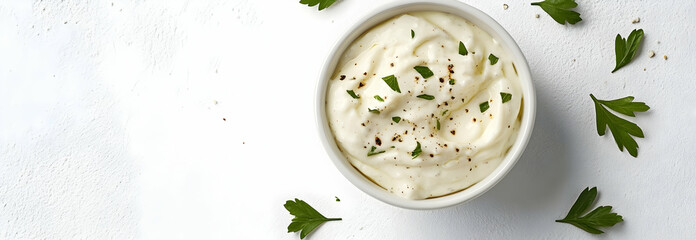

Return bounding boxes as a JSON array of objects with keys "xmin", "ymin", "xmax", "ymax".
[{"xmin": 0, "ymin": 0, "xmax": 695, "ymax": 239}]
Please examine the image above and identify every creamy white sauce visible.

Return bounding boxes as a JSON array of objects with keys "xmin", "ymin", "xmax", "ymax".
[{"xmin": 326, "ymin": 12, "xmax": 523, "ymax": 199}]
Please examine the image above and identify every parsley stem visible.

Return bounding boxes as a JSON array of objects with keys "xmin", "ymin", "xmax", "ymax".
[{"xmin": 326, "ymin": 218, "xmax": 342, "ymax": 221}]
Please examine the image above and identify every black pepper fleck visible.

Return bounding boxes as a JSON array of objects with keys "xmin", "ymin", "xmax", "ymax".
[{"xmin": 340, "ymin": 75, "xmax": 346, "ymax": 80}]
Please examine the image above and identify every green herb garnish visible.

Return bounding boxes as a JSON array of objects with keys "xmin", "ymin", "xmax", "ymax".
[
  {"xmin": 367, "ymin": 146, "xmax": 386, "ymax": 156},
  {"xmin": 556, "ymin": 187, "xmax": 623, "ymax": 234},
  {"xmin": 612, "ymin": 29, "xmax": 644, "ymax": 73},
  {"xmin": 479, "ymin": 101, "xmax": 490, "ymax": 113},
  {"xmin": 449, "ymin": 79, "xmax": 455, "ymax": 85},
  {"xmin": 392, "ymin": 116, "xmax": 401, "ymax": 123},
  {"xmin": 346, "ymin": 90, "xmax": 359, "ymax": 99},
  {"xmin": 335, "ymin": 196, "xmax": 340, "ymax": 202},
  {"xmin": 285, "ymin": 198, "xmax": 342, "ymax": 239},
  {"xmin": 381, "ymin": 75, "xmax": 401, "ymax": 93},
  {"xmin": 488, "ymin": 54, "xmax": 499, "ymax": 65},
  {"xmin": 417, "ymin": 94, "xmax": 434, "ymax": 100},
  {"xmin": 411, "ymin": 29, "xmax": 415, "ymax": 39},
  {"xmin": 414, "ymin": 66, "xmax": 434, "ymax": 79},
  {"xmin": 442, "ymin": 110, "xmax": 448, "ymax": 116},
  {"xmin": 531, "ymin": 0, "xmax": 582, "ymax": 25},
  {"xmin": 299, "ymin": 0, "xmax": 337, "ymax": 11},
  {"xmin": 500, "ymin": 92, "xmax": 512, "ymax": 103},
  {"xmin": 590, "ymin": 94, "xmax": 649, "ymax": 157},
  {"xmin": 368, "ymin": 108, "xmax": 380, "ymax": 114},
  {"xmin": 374, "ymin": 95, "xmax": 384, "ymax": 102},
  {"xmin": 436, "ymin": 119, "xmax": 441, "ymax": 130},
  {"xmin": 458, "ymin": 41, "xmax": 468, "ymax": 56},
  {"xmin": 411, "ymin": 142, "xmax": 422, "ymax": 159}
]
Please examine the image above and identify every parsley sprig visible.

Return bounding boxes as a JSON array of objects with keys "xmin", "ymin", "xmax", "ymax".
[
  {"xmin": 417, "ymin": 94, "xmax": 434, "ymax": 100},
  {"xmin": 458, "ymin": 41, "xmax": 468, "ymax": 56},
  {"xmin": 590, "ymin": 94, "xmax": 649, "ymax": 157},
  {"xmin": 612, "ymin": 29, "xmax": 644, "ymax": 73},
  {"xmin": 367, "ymin": 146, "xmax": 386, "ymax": 156},
  {"xmin": 299, "ymin": 0, "xmax": 336, "ymax": 11},
  {"xmin": 488, "ymin": 54, "xmax": 499, "ymax": 65},
  {"xmin": 346, "ymin": 90, "xmax": 359, "ymax": 99},
  {"xmin": 382, "ymin": 75, "xmax": 401, "ymax": 93},
  {"xmin": 414, "ymin": 66, "xmax": 434, "ymax": 79},
  {"xmin": 556, "ymin": 187, "xmax": 623, "ymax": 234},
  {"xmin": 500, "ymin": 92, "xmax": 512, "ymax": 103},
  {"xmin": 479, "ymin": 101, "xmax": 490, "ymax": 113},
  {"xmin": 285, "ymin": 198, "xmax": 341, "ymax": 239},
  {"xmin": 531, "ymin": 0, "xmax": 582, "ymax": 25},
  {"xmin": 411, "ymin": 142, "xmax": 422, "ymax": 159}
]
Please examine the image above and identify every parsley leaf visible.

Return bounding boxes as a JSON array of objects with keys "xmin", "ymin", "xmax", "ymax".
[
  {"xmin": 335, "ymin": 196, "xmax": 340, "ymax": 202},
  {"xmin": 488, "ymin": 54, "xmax": 499, "ymax": 65},
  {"xmin": 442, "ymin": 110, "xmax": 448, "ymax": 116},
  {"xmin": 556, "ymin": 187, "xmax": 623, "ymax": 234},
  {"xmin": 449, "ymin": 79, "xmax": 455, "ymax": 85},
  {"xmin": 285, "ymin": 198, "xmax": 341, "ymax": 239},
  {"xmin": 392, "ymin": 116, "xmax": 401, "ymax": 123},
  {"xmin": 411, "ymin": 142, "xmax": 422, "ymax": 159},
  {"xmin": 414, "ymin": 66, "xmax": 434, "ymax": 78},
  {"xmin": 382, "ymin": 75, "xmax": 401, "ymax": 93},
  {"xmin": 479, "ymin": 101, "xmax": 490, "ymax": 113},
  {"xmin": 367, "ymin": 146, "xmax": 385, "ymax": 156},
  {"xmin": 500, "ymin": 92, "xmax": 512, "ymax": 103},
  {"xmin": 417, "ymin": 94, "xmax": 434, "ymax": 100},
  {"xmin": 612, "ymin": 29, "xmax": 644, "ymax": 73},
  {"xmin": 374, "ymin": 95, "xmax": 384, "ymax": 102},
  {"xmin": 411, "ymin": 29, "xmax": 415, "ymax": 39},
  {"xmin": 346, "ymin": 90, "xmax": 359, "ymax": 99},
  {"xmin": 299, "ymin": 0, "xmax": 336, "ymax": 11},
  {"xmin": 531, "ymin": 0, "xmax": 582, "ymax": 25},
  {"xmin": 590, "ymin": 94, "xmax": 649, "ymax": 157},
  {"xmin": 458, "ymin": 41, "xmax": 468, "ymax": 56},
  {"xmin": 368, "ymin": 108, "xmax": 380, "ymax": 114},
  {"xmin": 436, "ymin": 119, "xmax": 441, "ymax": 130}
]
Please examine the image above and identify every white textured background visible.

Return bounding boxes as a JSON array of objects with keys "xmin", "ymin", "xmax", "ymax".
[{"xmin": 1, "ymin": 0, "xmax": 695, "ymax": 239}]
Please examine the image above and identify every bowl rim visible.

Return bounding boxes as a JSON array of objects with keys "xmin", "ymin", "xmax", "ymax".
[{"xmin": 315, "ymin": 0, "xmax": 537, "ymax": 210}]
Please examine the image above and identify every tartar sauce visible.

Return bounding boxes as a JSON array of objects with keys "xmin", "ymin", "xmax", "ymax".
[{"xmin": 326, "ymin": 12, "xmax": 523, "ymax": 199}]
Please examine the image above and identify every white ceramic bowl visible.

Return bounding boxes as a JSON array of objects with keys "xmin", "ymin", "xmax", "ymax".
[{"xmin": 316, "ymin": 0, "xmax": 536, "ymax": 210}]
